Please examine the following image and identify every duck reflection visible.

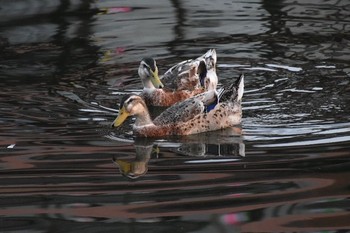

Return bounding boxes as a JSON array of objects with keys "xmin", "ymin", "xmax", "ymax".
[
  {"xmin": 113, "ymin": 127, "xmax": 245, "ymax": 179},
  {"xmin": 175, "ymin": 142, "xmax": 245, "ymax": 157},
  {"xmin": 173, "ymin": 127, "xmax": 245, "ymax": 157},
  {"xmin": 113, "ymin": 138, "xmax": 159, "ymax": 179}
]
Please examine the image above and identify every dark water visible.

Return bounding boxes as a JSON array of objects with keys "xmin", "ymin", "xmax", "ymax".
[{"xmin": 1, "ymin": 0, "xmax": 350, "ymax": 232}]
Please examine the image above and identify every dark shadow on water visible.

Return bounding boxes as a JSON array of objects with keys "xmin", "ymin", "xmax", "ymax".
[
  {"xmin": 168, "ymin": 0, "xmax": 186, "ymax": 51},
  {"xmin": 262, "ymin": 0, "xmax": 288, "ymax": 35},
  {"xmin": 0, "ymin": 0, "xmax": 100, "ymax": 86}
]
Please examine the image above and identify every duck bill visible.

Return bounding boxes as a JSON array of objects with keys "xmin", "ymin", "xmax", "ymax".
[
  {"xmin": 112, "ymin": 107, "xmax": 129, "ymax": 127},
  {"xmin": 150, "ymin": 68, "xmax": 164, "ymax": 88},
  {"xmin": 114, "ymin": 159, "xmax": 131, "ymax": 174}
]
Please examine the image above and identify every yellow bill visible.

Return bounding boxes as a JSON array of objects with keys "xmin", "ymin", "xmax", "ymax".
[
  {"xmin": 114, "ymin": 159, "xmax": 131, "ymax": 174},
  {"xmin": 112, "ymin": 106, "xmax": 129, "ymax": 127},
  {"xmin": 150, "ymin": 68, "xmax": 164, "ymax": 88}
]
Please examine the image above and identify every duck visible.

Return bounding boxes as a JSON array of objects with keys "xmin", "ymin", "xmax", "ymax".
[
  {"xmin": 138, "ymin": 49, "xmax": 218, "ymax": 106},
  {"xmin": 111, "ymin": 74, "xmax": 244, "ymax": 137}
]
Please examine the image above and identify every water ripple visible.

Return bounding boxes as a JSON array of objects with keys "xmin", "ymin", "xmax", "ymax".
[{"xmin": 1, "ymin": 0, "xmax": 350, "ymax": 231}]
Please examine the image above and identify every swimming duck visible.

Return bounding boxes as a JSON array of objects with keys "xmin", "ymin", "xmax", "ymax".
[
  {"xmin": 138, "ymin": 49, "xmax": 218, "ymax": 106},
  {"xmin": 112, "ymin": 74, "xmax": 244, "ymax": 137}
]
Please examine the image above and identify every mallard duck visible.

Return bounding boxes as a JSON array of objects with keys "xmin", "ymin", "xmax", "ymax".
[
  {"xmin": 112, "ymin": 74, "xmax": 244, "ymax": 137},
  {"xmin": 138, "ymin": 49, "xmax": 218, "ymax": 106}
]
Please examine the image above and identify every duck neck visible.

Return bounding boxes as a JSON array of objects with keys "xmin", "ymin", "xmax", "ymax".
[
  {"xmin": 134, "ymin": 108, "xmax": 153, "ymax": 127},
  {"xmin": 142, "ymin": 78, "xmax": 156, "ymax": 90}
]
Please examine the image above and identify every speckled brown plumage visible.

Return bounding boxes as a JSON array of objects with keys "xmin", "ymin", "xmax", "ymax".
[
  {"xmin": 140, "ymin": 88, "xmax": 204, "ymax": 107},
  {"xmin": 112, "ymin": 74, "xmax": 244, "ymax": 137},
  {"xmin": 138, "ymin": 49, "xmax": 218, "ymax": 107}
]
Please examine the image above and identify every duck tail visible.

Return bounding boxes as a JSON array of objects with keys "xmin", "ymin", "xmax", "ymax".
[
  {"xmin": 204, "ymin": 48, "xmax": 217, "ymax": 65},
  {"xmin": 219, "ymin": 74, "xmax": 244, "ymax": 102}
]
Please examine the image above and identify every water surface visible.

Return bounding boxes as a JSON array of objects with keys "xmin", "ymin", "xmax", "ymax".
[{"xmin": 1, "ymin": 0, "xmax": 350, "ymax": 232}]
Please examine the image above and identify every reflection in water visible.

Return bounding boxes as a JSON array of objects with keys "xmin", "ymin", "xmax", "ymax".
[
  {"xmin": 113, "ymin": 129, "xmax": 245, "ymax": 179},
  {"xmin": 113, "ymin": 138, "xmax": 157, "ymax": 179},
  {"xmin": 172, "ymin": 127, "xmax": 245, "ymax": 157},
  {"xmin": 262, "ymin": 0, "xmax": 286, "ymax": 33}
]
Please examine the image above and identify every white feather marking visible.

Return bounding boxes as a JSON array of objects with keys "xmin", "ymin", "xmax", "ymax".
[{"xmin": 237, "ymin": 75, "xmax": 244, "ymax": 101}]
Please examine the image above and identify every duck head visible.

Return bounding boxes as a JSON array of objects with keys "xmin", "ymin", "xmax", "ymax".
[
  {"xmin": 138, "ymin": 57, "xmax": 164, "ymax": 89},
  {"xmin": 112, "ymin": 95, "xmax": 152, "ymax": 128}
]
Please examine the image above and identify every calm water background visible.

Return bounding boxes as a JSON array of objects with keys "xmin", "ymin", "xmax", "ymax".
[{"xmin": 1, "ymin": 0, "xmax": 350, "ymax": 232}]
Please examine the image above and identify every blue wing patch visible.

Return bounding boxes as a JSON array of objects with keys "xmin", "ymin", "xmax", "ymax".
[
  {"xmin": 205, "ymin": 102, "xmax": 217, "ymax": 112},
  {"xmin": 205, "ymin": 95, "xmax": 218, "ymax": 113}
]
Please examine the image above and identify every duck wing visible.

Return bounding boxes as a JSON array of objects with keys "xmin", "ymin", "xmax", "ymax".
[
  {"xmin": 218, "ymin": 74, "xmax": 244, "ymax": 102},
  {"xmin": 161, "ymin": 59, "xmax": 207, "ymax": 91},
  {"xmin": 153, "ymin": 90, "xmax": 218, "ymax": 125},
  {"xmin": 196, "ymin": 49, "xmax": 218, "ymax": 91},
  {"xmin": 196, "ymin": 48, "xmax": 217, "ymax": 70}
]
